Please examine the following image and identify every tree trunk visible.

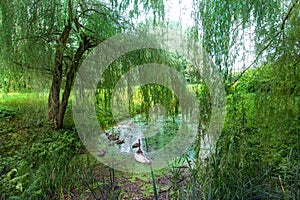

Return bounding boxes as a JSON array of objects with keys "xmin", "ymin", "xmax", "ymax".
[
  {"xmin": 47, "ymin": 0, "xmax": 97, "ymax": 129},
  {"xmin": 56, "ymin": 37, "xmax": 89, "ymax": 129},
  {"xmin": 47, "ymin": 18, "xmax": 72, "ymax": 129}
]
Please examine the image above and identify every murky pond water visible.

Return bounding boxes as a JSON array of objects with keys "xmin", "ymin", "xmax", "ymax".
[
  {"xmin": 106, "ymin": 114, "xmax": 180, "ymax": 153},
  {"xmin": 103, "ymin": 113, "xmax": 211, "ymax": 163}
]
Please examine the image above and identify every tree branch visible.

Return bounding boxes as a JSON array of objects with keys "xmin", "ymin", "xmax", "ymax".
[
  {"xmin": 78, "ymin": 7, "xmax": 123, "ymax": 27},
  {"xmin": 13, "ymin": 61, "xmax": 52, "ymax": 75},
  {"xmin": 228, "ymin": 0, "xmax": 300, "ymax": 88},
  {"xmin": 281, "ymin": 0, "xmax": 299, "ymax": 30}
]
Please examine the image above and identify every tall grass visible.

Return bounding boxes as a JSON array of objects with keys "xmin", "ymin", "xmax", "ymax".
[
  {"xmin": 166, "ymin": 137, "xmax": 300, "ymax": 199},
  {"xmin": 150, "ymin": 164, "xmax": 158, "ymax": 200}
]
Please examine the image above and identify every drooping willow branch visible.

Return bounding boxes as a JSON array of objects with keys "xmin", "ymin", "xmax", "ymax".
[{"xmin": 229, "ymin": 0, "xmax": 300, "ymax": 88}]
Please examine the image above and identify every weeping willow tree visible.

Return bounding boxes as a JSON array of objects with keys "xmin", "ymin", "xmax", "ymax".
[
  {"xmin": 0, "ymin": 0, "xmax": 165, "ymax": 129},
  {"xmin": 197, "ymin": 0, "xmax": 299, "ymax": 82},
  {"xmin": 94, "ymin": 42, "xmax": 192, "ymax": 130},
  {"xmin": 197, "ymin": 0, "xmax": 300, "ymax": 149},
  {"xmin": 187, "ymin": 0, "xmax": 300, "ymax": 199},
  {"xmin": 194, "ymin": 0, "xmax": 300, "ymax": 134}
]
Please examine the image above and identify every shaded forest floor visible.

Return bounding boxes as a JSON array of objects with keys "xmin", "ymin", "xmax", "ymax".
[{"xmin": 0, "ymin": 93, "xmax": 189, "ymax": 199}]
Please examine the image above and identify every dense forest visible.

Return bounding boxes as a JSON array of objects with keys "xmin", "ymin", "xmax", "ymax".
[{"xmin": 0, "ymin": 0, "xmax": 299, "ymax": 199}]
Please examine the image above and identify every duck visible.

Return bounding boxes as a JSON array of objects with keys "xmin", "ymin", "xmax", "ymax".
[
  {"xmin": 98, "ymin": 148, "xmax": 107, "ymax": 157},
  {"xmin": 134, "ymin": 145, "xmax": 152, "ymax": 165},
  {"xmin": 132, "ymin": 139, "xmax": 141, "ymax": 148},
  {"xmin": 115, "ymin": 139, "xmax": 125, "ymax": 145},
  {"xmin": 108, "ymin": 134, "xmax": 119, "ymax": 141}
]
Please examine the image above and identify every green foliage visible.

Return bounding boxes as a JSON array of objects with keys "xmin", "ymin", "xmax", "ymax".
[
  {"xmin": 198, "ymin": 0, "xmax": 298, "ymax": 81},
  {"xmin": 0, "ymin": 106, "xmax": 16, "ymax": 118},
  {"xmin": 0, "ymin": 94, "xmax": 83, "ymax": 198},
  {"xmin": 183, "ymin": 62, "xmax": 300, "ymax": 199},
  {"xmin": 164, "ymin": 59, "xmax": 299, "ymax": 199},
  {"xmin": 19, "ymin": 130, "xmax": 84, "ymax": 199},
  {"xmin": 0, "ymin": 0, "xmax": 166, "ymax": 88},
  {"xmin": 95, "ymin": 48, "xmax": 191, "ymax": 125},
  {"xmin": 0, "ymin": 128, "xmax": 85, "ymax": 198}
]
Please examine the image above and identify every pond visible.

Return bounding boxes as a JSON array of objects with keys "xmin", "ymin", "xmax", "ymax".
[{"xmin": 101, "ymin": 112, "xmax": 212, "ymax": 169}]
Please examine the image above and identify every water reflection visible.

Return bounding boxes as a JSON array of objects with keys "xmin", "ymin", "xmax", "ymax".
[
  {"xmin": 106, "ymin": 114, "xmax": 170, "ymax": 154},
  {"xmin": 104, "ymin": 114, "xmax": 210, "ymax": 162}
]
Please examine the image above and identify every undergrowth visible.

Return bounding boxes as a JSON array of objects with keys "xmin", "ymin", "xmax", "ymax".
[{"xmin": 1, "ymin": 63, "xmax": 300, "ymax": 200}]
